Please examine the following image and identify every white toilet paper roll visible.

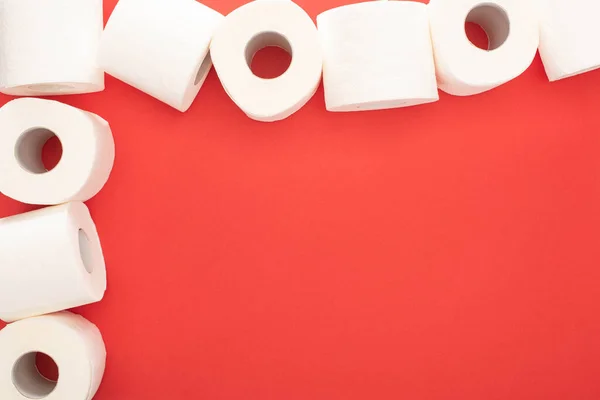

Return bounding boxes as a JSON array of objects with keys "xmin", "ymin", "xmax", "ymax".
[
  {"xmin": 538, "ymin": 0, "xmax": 600, "ymax": 81},
  {"xmin": 317, "ymin": 1, "xmax": 438, "ymax": 112},
  {"xmin": 210, "ymin": 0, "xmax": 323, "ymax": 122},
  {"xmin": 0, "ymin": 312, "xmax": 106, "ymax": 400},
  {"xmin": 0, "ymin": 202, "xmax": 106, "ymax": 323},
  {"xmin": 0, "ymin": 0, "xmax": 104, "ymax": 96},
  {"xmin": 98, "ymin": 0, "xmax": 224, "ymax": 112},
  {"xmin": 0, "ymin": 98, "xmax": 115, "ymax": 205},
  {"xmin": 428, "ymin": 0, "xmax": 539, "ymax": 96}
]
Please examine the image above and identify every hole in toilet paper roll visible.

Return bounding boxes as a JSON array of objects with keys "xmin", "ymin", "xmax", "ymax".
[
  {"xmin": 465, "ymin": 4, "xmax": 510, "ymax": 51},
  {"xmin": 41, "ymin": 135, "xmax": 63, "ymax": 172},
  {"xmin": 245, "ymin": 32, "xmax": 293, "ymax": 79},
  {"xmin": 35, "ymin": 354, "xmax": 59, "ymax": 382},
  {"xmin": 79, "ymin": 229, "xmax": 94, "ymax": 274},
  {"xmin": 12, "ymin": 352, "xmax": 58, "ymax": 399},
  {"xmin": 195, "ymin": 53, "xmax": 213, "ymax": 86},
  {"xmin": 15, "ymin": 128, "xmax": 63, "ymax": 174},
  {"xmin": 465, "ymin": 22, "xmax": 489, "ymax": 50}
]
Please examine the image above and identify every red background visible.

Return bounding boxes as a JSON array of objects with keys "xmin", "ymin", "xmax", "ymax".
[{"xmin": 1, "ymin": 0, "xmax": 600, "ymax": 398}]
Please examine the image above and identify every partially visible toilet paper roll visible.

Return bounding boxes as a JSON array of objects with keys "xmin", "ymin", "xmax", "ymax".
[
  {"xmin": 0, "ymin": 98, "xmax": 115, "ymax": 205},
  {"xmin": 538, "ymin": 0, "xmax": 600, "ymax": 81},
  {"xmin": 99, "ymin": 0, "xmax": 223, "ymax": 112},
  {"xmin": 317, "ymin": 1, "xmax": 438, "ymax": 112},
  {"xmin": 0, "ymin": 312, "xmax": 106, "ymax": 400},
  {"xmin": 210, "ymin": 0, "xmax": 322, "ymax": 122},
  {"xmin": 0, "ymin": 0, "xmax": 104, "ymax": 96},
  {"xmin": 428, "ymin": 0, "xmax": 539, "ymax": 96},
  {"xmin": 0, "ymin": 202, "xmax": 106, "ymax": 323}
]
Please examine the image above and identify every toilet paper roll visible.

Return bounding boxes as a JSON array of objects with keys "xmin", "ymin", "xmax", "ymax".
[
  {"xmin": 0, "ymin": 98, "xmax": 115, "ymax": 205},
  {"xmin": 0, "ymin": 312, "xmax": 106, "ymax": 400},
  {"xmin": 210, "ymin": 0, "xmax": 322, "ymax": 122},
  {"xmin": 317, "ymin": 1, "xmax": 438, "ymax": 112},
  {"xmin": 99, "ymin": 0, "xmax": 224, "ymax": 112},
  {"xmin": 538, "ymin": 0, "xmax": 600, "ymax": 81},
  {"xmin": 428, "ymin": 0, "xmax": 539, "ymax": 96},
  {"xmin": 0, "ymin": 202, "xmax": 106, "ymax": 323},
  {"xmin": 0, "ymin": 0, "xmax": 104, "ymax": 96}
]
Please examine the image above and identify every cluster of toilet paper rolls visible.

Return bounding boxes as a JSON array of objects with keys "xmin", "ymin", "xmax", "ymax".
[
  {"xmin": 0, "ymin": 98, "xmax": 113, "ymax": 399},
  {"xmin": 1, "ymin": 0, "xmax": 598, "ymax": 119},
  {"xmin": 0, "ymin": 0, "xmax": 597, "ymax": 397}
]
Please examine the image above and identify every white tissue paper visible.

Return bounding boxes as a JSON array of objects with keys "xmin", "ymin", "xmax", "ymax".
[
  {"xmin": 99, "ymin": 0, "xmax": 224, "ymax": 112},
  {"xmin": 0, "ymin": 312, "xmax": 106, "ymax": 400},
  {"xmin": 210, "ymin": 0, "xmax": 323, "ymax": 122},
  {"xmin": 317, "ymin": 1, "xmax": 438, "ymax": 112},
  {"xmin": 0, "ymin": 0, "xmax": 104, "ymax": 96},
  {"xmin": 428, "ymin": 0, "xmax": 539, "ymax": 96},
  {"xmin": 538, "ymin": 0, "xmax": 600, "ymax": 81},
  {"xmin": 0, "ymin": 98, "xmax": 115, "ymax": 205},
  {"xmin": 0, "ymin": 202, "xmax": 107, "ymax": 323}
]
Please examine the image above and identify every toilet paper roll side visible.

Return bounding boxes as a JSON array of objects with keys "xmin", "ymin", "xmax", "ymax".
[
  {"xmin": 99, "ymin": 0, "xmax": 224, "ymax": 112},
  {"xmin": 0, "ymin": 0, "xmax": 104, "ymax": 96},
  {"xmin": 538, "ymin": 0, "xmax": 600, "ymax": 81},
  {"xmin": 0, "ymin": 202, "xmax": 107, "ymax": 323},
  {"xmin": 318, "ymin": 1, "xmax": 439, "ymax": 112}
]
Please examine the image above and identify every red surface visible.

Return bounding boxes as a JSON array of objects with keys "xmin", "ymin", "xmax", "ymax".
[{"xmin": 1, "ymin": 0, "xmax": 600, "ymax": 399}]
